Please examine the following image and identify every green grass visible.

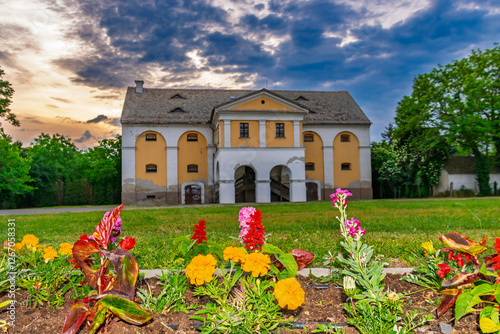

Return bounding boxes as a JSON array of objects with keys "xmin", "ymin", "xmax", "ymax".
[{"xmin": 2, "ymin": 198, "xmax": 499, "ymax": 269}]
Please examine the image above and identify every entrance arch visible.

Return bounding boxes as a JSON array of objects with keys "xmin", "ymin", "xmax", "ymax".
[
  {"xmin": 270, "ymin": 165, "xmax": 291, "ymax": 202},
  {"xmin": 234, "ymin": 166, "xmax": 256, "ymax": 203}
]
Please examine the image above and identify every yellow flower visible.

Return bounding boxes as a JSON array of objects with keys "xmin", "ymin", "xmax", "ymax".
[
  {"xmin": 223, "ymin": 246, "xmax": 247, "ymax": 263},
  {"xmin": 43, "ymin": 246, "xmax": 58, "ymax": 263},
  {"xmin": 273, "ymin": 277, "xmax": 305, "ymax": 310},
  {"xmin": 421, "ymin": 241, "xmax": 435, "ymax": 256},
  {"xmin": 21, "ymin": 234, "xmax": 39, "ymax": 247},
  {"xmin": 241, "ymin": 252, "xmax": 270, "ymax": 277},
  {"xmin": 58, "ymin": 243, "xmax": 73, "ymax": 256},
  {"xmin": 185, "ymin": 254, "xmax": 217, "ymax": 285},
  {"xmin": 13, "ymin": 243, "xmax": 23, "ymax": 252}
]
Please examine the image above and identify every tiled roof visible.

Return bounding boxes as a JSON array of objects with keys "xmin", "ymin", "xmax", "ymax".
[{"xmin": 120, "ymin": 87, "xmax": 371, "ymax": 125}]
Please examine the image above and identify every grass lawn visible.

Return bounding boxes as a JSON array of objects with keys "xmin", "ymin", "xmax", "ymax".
[{"xmin": 2, "ymin": 197, "xmax": 499, "ymax": 269}]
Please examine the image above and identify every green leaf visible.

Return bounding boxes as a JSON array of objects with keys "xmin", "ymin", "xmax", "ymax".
[
  {"xmin": 98, "ymin": 295, "xmax": 153, "ymax": 325},
  {"xmin": 455, "ymin": 291, "xmax": 482, "ymax": 322},
  {"xmin": 275, "ymin": 253, "xmax": 298, "ymax": 277},
  {"xmin": 262, "ymin": 244, "xmax": 284, "ymax": 255}
]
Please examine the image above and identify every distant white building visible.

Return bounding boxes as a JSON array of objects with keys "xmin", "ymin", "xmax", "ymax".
[
  {"xmin": 435, "ymin": 156, "xmax": 500, "ymax": 195},
  {"xmin": 120, "ymin": 81, "xmax": 373, "ymax": 205}
]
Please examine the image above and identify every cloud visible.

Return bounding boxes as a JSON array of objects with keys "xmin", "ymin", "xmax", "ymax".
[
  {"xmin": 74, "ymin": 129, "xmax": 95, "ymax": 143},
  {"xmin": 50, "ymin": 97, "xmax": 72, "ymax": 103},
  {"xmin": 87, "ymin": 114, "xmax": 108, "ymax": 123}
]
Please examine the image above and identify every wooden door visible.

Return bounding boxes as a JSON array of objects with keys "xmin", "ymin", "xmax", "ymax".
[{"xmin": 185, "ymin": 184, "xmax": 202, "ymax": 204}]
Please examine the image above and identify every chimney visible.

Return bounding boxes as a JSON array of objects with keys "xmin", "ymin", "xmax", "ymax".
[{"xmin": 135, "ymin": 80, "xmax": 144, "ymax": 94}]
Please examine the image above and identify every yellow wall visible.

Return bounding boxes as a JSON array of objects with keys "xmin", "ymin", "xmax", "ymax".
[
  {"xmin": 231, "ymin": 120, "xmax": 259, "ymax": 147},
  {"xmin": 135, "ymin": 131, "xmax": 167, "ymax": 187},
  {"xmin": 231, "ymin": 97, "xmax": 293, "ymax": 111},
  {"xmin": 304, "ymin": 132, "xmax": 324, "ymax": 182},
  {"xmin": 178, "ymin": 131, "xmax": 208, "ymax": 184},
  {"xmin": 333, "ymin": 132, "xmax": 360, "ymax": 188},
  {"xmin": 266, "ymin": 121, "xmax": 293, "ymax": 147}
]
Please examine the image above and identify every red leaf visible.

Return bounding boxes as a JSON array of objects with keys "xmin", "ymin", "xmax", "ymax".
[
  {"xmin": 442, "ymin": 271, "xmax": 482, "ymax": 288},
  {"xmin": 290, "ymin": 249, "xmax": 314, "ymax": 270},
  {"xmin": 437, "ymin": 290, "xmax": 462, "ymax": 318},
  {"xmin": 62, "ymin": 302, "xmax": 90, "ymax": 334},
  {"xmin": 100, "ymin": 247, "xmax": 139, "ymax": 301},
  {"xmin": 94, "ymin": 204, "xmax": 124, "ymax": 248},
  {"xmin": 72, "ymin": 239, "xmax": 100, "ymax": 289}
]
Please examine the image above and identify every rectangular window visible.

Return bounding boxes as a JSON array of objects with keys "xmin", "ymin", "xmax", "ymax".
[
  {"xmin": 145, "ymin": 133, "xmax": 157, "ymax": 141},
  {"xmin": 187, "ymin": 133, "xmax": 198, "ymax": 141},
  {"xmin": 341, "ymin": 163, "xmax": 351, "ymax": 171},
  {"xmin": 276, "ymin": 123, "xmax": 285, "ymax": 138},
  {"xmin": 340, "ymin": 134, "xmax": 350, "ymax": 142},
  {"xmin": 146, "ymin": 164, "xmax": 157, "ymax": 173},
  {"xmin": 305, "ymin": 163, "xmax": 315, "ymax": 171},
  {"xmin": 240, "ymin": 123, "xmax": 249, "ymax": 138},
  {"xmin": 304, "ymin": 134, "xmax": 314, "ymax": 142},
  {"xmin": 187, "ymin": 164, "xmax": 198, "ymax": 173}
]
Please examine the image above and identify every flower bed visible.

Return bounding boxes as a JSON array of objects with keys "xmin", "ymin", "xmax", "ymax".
[{"xmin": 1, "ymin": 189, "xmax": 497, "ymax": 333}]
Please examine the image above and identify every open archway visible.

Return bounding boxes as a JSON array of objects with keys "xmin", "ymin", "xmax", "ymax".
[
  {"xmin": 234, "ymin": 166, "xmax": 256, "ymax": 203},
  {"xmin": 270, "ymin": 165, "xmax": 291, "ymax": 202}
]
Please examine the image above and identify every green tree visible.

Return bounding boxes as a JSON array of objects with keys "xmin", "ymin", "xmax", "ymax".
[
  {"xmin": 84, "ymin": 135, "xmax": 122, "ymax": 204},
  {"xmin": 0, "ymin": 129, "xmax": 33, "ymax": 208},
  {"xmin": 0, "ymin": 66, "xmax": 18, "ymax": 127},
  {"xmin": 393, "ymin": 44, "xmax": 499, "ymax": 196},
  {"xmin": 24, "ymin": 133, "xmax": 85, "ymax": 206}
]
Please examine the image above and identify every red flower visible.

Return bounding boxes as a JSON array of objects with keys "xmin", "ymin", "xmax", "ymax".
[
  {"xmin": 68, "ymin": 258, "xmax": 79, "ymax": 269},
  {"xmin": 437, "ymin": 263, "xmax": 451, "ymax": 279},
  {"xmin": 495, "ymin": 238, "xmax": 500, "ymax": 253},
  {"xmin": 454, "ymin": 254, "xmax": 464, "ymax": 267},
  {"xmin": 119, "ymin": 237, "xmax": 136, "ymax": 251},
  {"xmin": 243, "ymin": 210, "xmax": 266, "ymax": 251},
  {"xmin": 191, "ymin": 219, "xmax": 207, "ymax": 244},
  {"xmin": 79, "ymin": 234, "xmax": 89, "ymax": 240}
]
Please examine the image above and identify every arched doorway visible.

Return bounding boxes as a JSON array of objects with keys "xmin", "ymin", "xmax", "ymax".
[
  {"xmin": 270, "ymin": 165, "xmax": 291, "ymax": 202},
  {"xmin": 234, "ymin": 166, "xmax": 256, "ymax": 203}
]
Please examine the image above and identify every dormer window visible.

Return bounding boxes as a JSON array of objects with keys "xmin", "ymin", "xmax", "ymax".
[
  {"xmin": 295, "ymin": 96, "xmax": 309, "ymax": 101},
  {"xmin": 171, "ymin": 94, "xmax": 186, "ymax": 99},
  {"xmin": 341, "ymin": 134, "xmax": 350, "ymax": 142},
  {"xmin": 145, "ymin": 133, "xmax": 157, "ymax": 141},
  {"xmin": 187, "ymin": 133, "xmax": 198, "ymax": 142},
  {"xmin": 170, "ymin": 108, "xmax": 185, "ymax": 113}
]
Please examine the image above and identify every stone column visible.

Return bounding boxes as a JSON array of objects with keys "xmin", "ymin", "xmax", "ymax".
[
  {"xmin": 166, "ymin": 146, "xmax": 178, "ymax": 204},
  {"xmin": 259, "ymin": 120, "xmax": 266, "ymax": 147},
  {"xmin": 323, "ymin": 145, "xmax": 334, "ymax": 197},
  {"xmin": 256, "ymin": 180, "xmax": 271, "ymax": 203},
  {"xmin": 206, "ymin": 144, "xmax": 216, "ymax": 203},
  {"xmin": 293, "ymin": 121, "xmax": 301, "ymax": 147},
  {"xmin": 121, "ymin": 146, "xmax": 137, "ymax": 204},
  {"xmin": 224, "ymin": 121, "xmax": 231, "ymax": 148},
  {"xmin": 219, "ymin": 180, "xmax": 235, "ymax": 203}
]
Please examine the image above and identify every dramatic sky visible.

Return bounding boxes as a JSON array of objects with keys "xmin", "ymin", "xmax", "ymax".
[{"xmin": 1, "ymin": 0, "xmax": 498, "ymax": 149}]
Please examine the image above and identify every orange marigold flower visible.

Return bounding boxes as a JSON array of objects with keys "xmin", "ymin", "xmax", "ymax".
[
  {"xmin": 43, "ymin": 246, "xmax": 58, "ymax": 262},
  {"xmin": 241, "ymin": 252, "xmax": 270, "ymax": 277},
  {"xmin": 273, "ymin": 277, "xmax": 305, "ymax": 310},
  {"xmin": 223, "ymin": 246, "xmax": 247, "ymax": 263},
  {"xmin": 21, "ymin": 234, "xmax": 39, "ymax": 247},
  {"xmin": 185, "ymin": 254, "xmax": 217, "ymax": 285},
  {"xmin": 13, "ymin": 243, "xmax": 23, "ymax": 252},
  {"xmin": 58, "ymin": 243, "xmax": 73, "ymax": 256}
]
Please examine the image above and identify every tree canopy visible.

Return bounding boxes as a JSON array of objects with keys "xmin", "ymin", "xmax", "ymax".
[
  {"xmin": 393, "ymin": 44, "xmax": 499, "ymax": 196},
  {"xmin": 0, "ymin": 66, "xmax": 18, "ymax": 127}
]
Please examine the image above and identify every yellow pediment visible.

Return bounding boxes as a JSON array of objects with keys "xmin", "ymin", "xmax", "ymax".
[{"xmin": 230, "ymin": 97, "xmax": 294, "ymax": 111}]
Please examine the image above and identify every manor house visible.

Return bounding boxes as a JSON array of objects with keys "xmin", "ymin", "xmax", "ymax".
[{"xmin": 120, "ymin": 81, "xmax": 373, "ymax": 205}]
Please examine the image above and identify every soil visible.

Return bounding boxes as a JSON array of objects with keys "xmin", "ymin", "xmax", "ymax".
[{"xmin": 1, "ymin": 274, "xmax": 480, "ymax": 334}]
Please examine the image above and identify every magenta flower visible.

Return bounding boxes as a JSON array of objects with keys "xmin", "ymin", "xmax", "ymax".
[
  {"xmin": 238, "ymin": 207, "xmax": 256, "ymax": 239},
  {"xmin": 330, "ymin": 188, "xmax": 353, "ymax": 208},
  {"xmin": 342, "ymin": 218, "xmax": 365, "ymax": 240}
]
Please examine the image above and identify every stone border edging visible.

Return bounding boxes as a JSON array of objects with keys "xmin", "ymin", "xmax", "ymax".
[{"xmin": 139, "ymin": 267, "xmax": 415, "ymax": 279}]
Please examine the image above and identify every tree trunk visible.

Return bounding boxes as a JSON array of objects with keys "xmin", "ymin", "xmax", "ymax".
[{"xmin": 472, "ymin": 147, "xmax": 492, "ymax": 196}]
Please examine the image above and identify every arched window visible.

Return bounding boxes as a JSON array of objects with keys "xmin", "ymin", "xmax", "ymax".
[
  {"xmin": 340, "ymin": 134, "xmax": 350, "ymax": 142},
  {"xmin": 146, "ymin": 164, "xmax": 157, "ymax": 173},
  {"xmin": 187, "ymin": 164, "xmax": 198, "ymax": 173},
  {"xmin": 341, "ymin": 163, "xmax": 351, "ymax": 171}
]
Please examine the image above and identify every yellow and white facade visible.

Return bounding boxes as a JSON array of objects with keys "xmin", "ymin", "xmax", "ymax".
[{"xmin": 121, "ymin": 82, "xmax": 373, "ymax": 204}]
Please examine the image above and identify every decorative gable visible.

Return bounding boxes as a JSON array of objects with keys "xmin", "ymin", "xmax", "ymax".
[{"xmin": 230, "ymin": 97, "xmax": 294, "ymax": 111}]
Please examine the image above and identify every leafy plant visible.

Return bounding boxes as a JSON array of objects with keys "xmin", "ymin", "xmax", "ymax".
[
  {"xmin": 311, "ymin": 323, "xmax": 346, "ymax": 333},
  {"xmin": 401, "ymin": 241, "xmax": 443, "ymax": 291},
  {"xmin": 62, "ymin": 204, "xmax": 152, "ymax": 334}
]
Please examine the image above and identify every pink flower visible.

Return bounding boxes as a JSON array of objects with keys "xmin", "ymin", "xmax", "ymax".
[
  {"xmin": 330, "ymin": 188, "xmax": 353, "ymax": 208},
  {"xmin": 342, "ymin": 218, "xmax": 365, "ymax": 239},
  {"xmin": 238, "ymin": 207, "xmax": 256, "ymax": 239},
  {"xmin": 102, "ymin": 211, "xmax": 122, "ymax": 243}
]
